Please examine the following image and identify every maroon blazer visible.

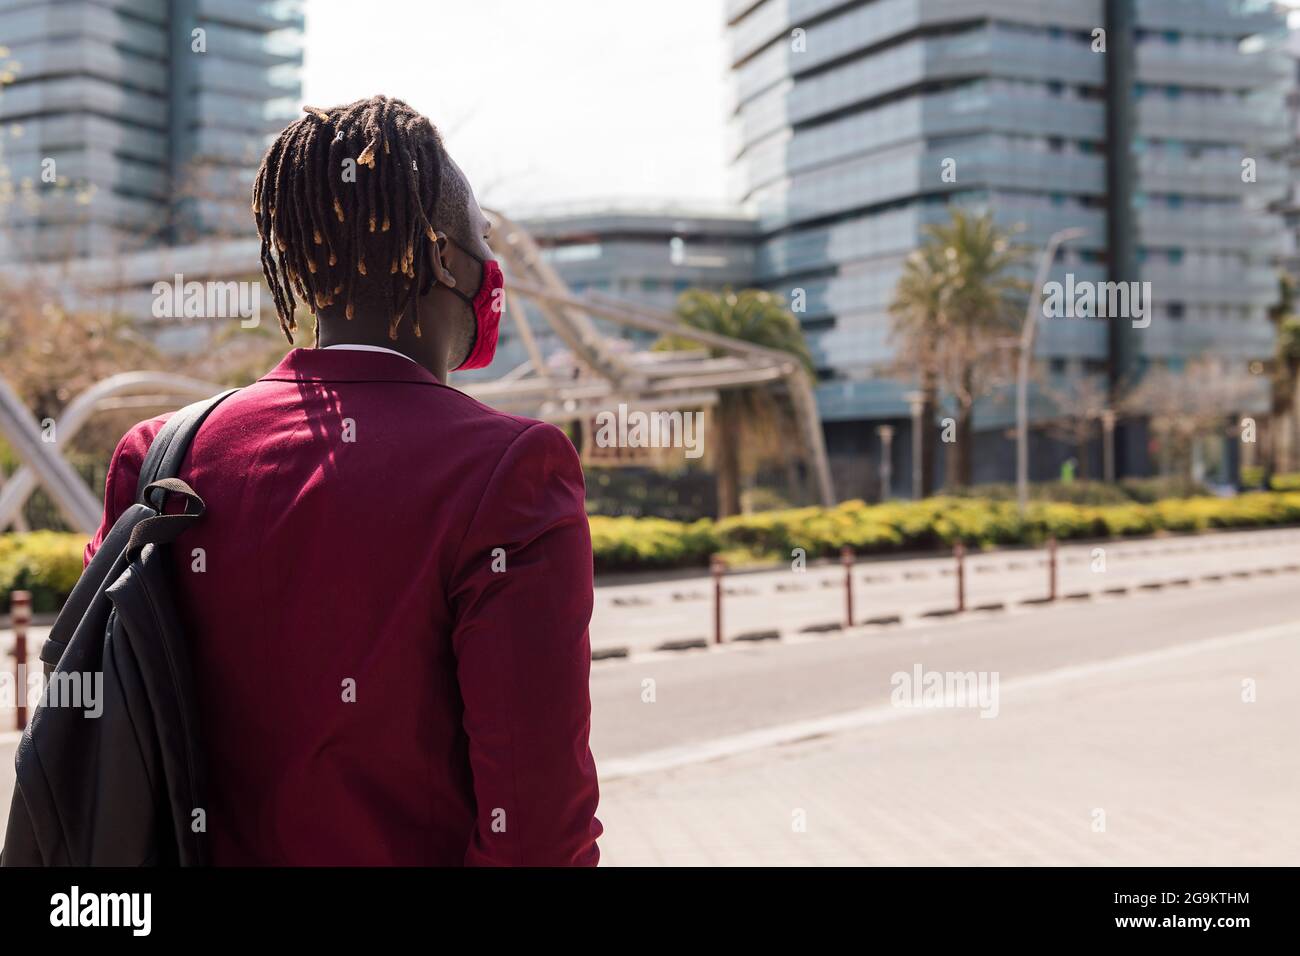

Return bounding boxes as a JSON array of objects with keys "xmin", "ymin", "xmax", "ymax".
[{"xmin": 86, "ymin": 347, "xmax": 602, "ymax": 865}]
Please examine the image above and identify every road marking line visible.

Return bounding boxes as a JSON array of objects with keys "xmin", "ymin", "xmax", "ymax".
[{"xmin": 598, "ymin": 620, "xmax": 1300, "ymax": 781}]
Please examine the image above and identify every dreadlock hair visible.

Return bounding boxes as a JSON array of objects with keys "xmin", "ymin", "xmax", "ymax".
[{"xmin": 252, "ymin": 95, "xmax": 457, "ymax": 345}]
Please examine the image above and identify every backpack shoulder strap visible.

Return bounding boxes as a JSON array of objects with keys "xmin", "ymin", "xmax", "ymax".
[
  {"xmin": 37, "ymin": 389, "xmax": 238, "ymax": 680},
  {"xmin": 135, "ymin": 388, "xmax": 240, "ymax": 507}
]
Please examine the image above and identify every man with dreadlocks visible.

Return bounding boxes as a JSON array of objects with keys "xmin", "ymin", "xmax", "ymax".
[{"xmin": 83, "ymin": 96, "xmax": 602, "ymax": 866}]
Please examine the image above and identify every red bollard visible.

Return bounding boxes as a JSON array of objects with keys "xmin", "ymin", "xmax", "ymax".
[
  {"xmin": 954, "ymin": 540, "xmax": 966, "ymax": 613},
  {"xmin": 841, "ymin": 545, "xmax": 855, "ymax": 627},
  {"xmin": 711, "ymin": 555, "xmax": 726, "ymax": 645},
  {"xmin": 11, "ymin": 590, "xmax": 31, "ymax": 731},
  {"xmin": 1048, "ymin": 536, "xmax": 1058, "ymax": 602}
]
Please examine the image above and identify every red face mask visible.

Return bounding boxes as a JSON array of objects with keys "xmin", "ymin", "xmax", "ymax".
[{"xmin": 445, "ymin": 240, "xmax": 504, "ymax": 371}]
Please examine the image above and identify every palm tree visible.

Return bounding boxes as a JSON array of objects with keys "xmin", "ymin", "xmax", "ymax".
[
  {"xmin": 890, "ymin": 209, "xmax": 1028, "ymax": 488},
  {"xmin": 1266, "ymin": 273, "xmax": 1300, "ymax": 477},
  {"xmin": 654, "ymin": 288, "xmax": 813, "ymax": 518},
  {"xmin": 888, "ymin": 244, "xmax": 947, "ymax": 496}
]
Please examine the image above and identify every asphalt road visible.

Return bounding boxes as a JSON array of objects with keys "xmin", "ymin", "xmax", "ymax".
[
  {"xmin": 589, "ymin": 572, "xmax": 1300, "ymax": 865},
  {"xmin": 588, "ymin": 565, "xmax": 1300, "ymax": 761}
]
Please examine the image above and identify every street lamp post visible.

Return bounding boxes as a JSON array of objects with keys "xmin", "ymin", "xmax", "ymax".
[
  {"xmin": 904, "ymin": 391, "xmax": 924, "ymax": 499},
  {"xmin": 877, "ymin": 424, "xmax": 895, "ymax": 501},
  {"xmin": 1017, "ymin": 227, "xmax": 1087, "ymax": 514},
  {"xmin": 1101, "ymin": 408, "xmax": 1117, "ymax": 484}
]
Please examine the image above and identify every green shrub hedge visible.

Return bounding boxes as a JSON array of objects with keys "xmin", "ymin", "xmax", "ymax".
[
  {"xmin": 0, "ymin": 531, "xmax": 86, "ymax": 613},
  {"xmin": 589, "ymin": 491, "xmax": 1300, "ymax": 572},
  {"xmin": 1269, "ymin": 472, "xmax": 1300, "ymax": 493},
  {"xmin": 586, "ymin": 515, "xmax": 716, "ymax": 571},
  {"xmin": 7, "ymin": 491, "xmax": 1300, "ymax": 601}
]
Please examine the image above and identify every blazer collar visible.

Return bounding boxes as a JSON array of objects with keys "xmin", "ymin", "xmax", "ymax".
[{"xmin": 259, "ymin": 347, "xmax": 446, "ymax": 386}]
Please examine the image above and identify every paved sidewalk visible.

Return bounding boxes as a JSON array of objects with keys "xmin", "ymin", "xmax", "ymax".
[{"xmin": 595, "ymin": 621, "xmax": 1300, "ymax": 865}]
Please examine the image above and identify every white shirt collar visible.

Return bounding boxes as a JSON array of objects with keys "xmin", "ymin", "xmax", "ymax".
[{"xmin": 322, "ymin": 343, "xmax": 416, "ymax": 363}]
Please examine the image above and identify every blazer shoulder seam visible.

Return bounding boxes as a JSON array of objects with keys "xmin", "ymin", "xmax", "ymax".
[{"xmin": 445, "ymin": 421, "xmax": 552, "ymax": 596}]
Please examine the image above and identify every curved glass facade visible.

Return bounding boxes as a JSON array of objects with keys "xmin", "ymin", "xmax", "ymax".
[
  {"xmin": 727, "ymin": 0, "xmax": 1288, "ymax": 442},
  {"xmin": 0, "ymin": 0, "xmax": 304, "ymax": 261}
]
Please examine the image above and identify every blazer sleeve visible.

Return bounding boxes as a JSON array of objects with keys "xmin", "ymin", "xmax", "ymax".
[{"xmin": 448, "ymin": 421, "xmax": 602, "ymax": 866}]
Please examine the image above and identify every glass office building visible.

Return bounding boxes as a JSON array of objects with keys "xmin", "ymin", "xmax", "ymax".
[
  {"xmin": 725, "ymin": 0, "xmax": 1290, "ymax": 491},
  {"xmin": 0, "ymin": 0, "xmax": 303, "ymax": 262}
]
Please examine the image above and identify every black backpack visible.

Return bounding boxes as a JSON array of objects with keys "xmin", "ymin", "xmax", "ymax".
[{"xmin": 2, "ymin": 389, "xmax": 237, "ymax": 866}]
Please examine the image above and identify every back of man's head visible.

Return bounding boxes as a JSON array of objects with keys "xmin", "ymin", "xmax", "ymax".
[{"xmin": 252, "ymin": 94, "xmax": 476, "ymax": 345}]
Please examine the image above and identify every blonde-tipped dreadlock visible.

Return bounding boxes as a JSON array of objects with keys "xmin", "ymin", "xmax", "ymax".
[{"xmin": 251, "ymin": 95, "xmax": 448, "ymax": 344}]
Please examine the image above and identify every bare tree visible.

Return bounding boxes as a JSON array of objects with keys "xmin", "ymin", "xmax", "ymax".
[
  {"xmin": 1122, "ymin": 356, "xmax": 1259, "ymax": 480},
  {"xmin": 1265, "ymin": 273, "xmax": 1300, "ymax": 477},
  {"xmin": 1037, "ymin": 372, "xmax": 1110, "ymax": 479}
]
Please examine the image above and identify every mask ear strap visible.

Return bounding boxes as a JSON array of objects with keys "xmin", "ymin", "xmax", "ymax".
[{"xmin": 428, "ymin": 230, "xmax": 460, "ymax": 290}]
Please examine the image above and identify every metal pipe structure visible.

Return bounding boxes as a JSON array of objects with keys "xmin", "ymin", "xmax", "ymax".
[
  {"xmin": 1, "ymin": 212, "xmax": 837, "ymax": 526},
  {"xmin": 0, "ymin": 374, "xmax": 105, "ymax": 534},
  {"xmin": 711, "ymin": 555, "xmax": 726, "ymax": 645},
  {"xmin": 1048, "ymin": 536, "xmax": 1059, "ymax": 602},
  {"xmin": 841, "ymin": 545, "xmax": 855, "ymax": 627},
  {"xmin": 954, "ymin": 539, "xmax": 966, "ymax": 613},
  {"xmin": 494, "ymin": 277, "xmax": 834, "ymax": 505},
  {"xmin": 578, "ymin": 288, "xmax": 834, "ymax": 508},
  {"xmin": 0, "ymin": 373, "xmax": 222, "ymax": 534},
  {"xmin": 486, "ymin": 210, "xmax": 640, "ymax": 388},
  {"xmin": 482, "ymin": 208, "xmax": 832, "ymax": 506}
]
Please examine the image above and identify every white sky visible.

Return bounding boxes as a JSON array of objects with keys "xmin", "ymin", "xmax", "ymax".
[{"xmin": 300, "ymin": 0, "xmax": 733, "ymax": 214}]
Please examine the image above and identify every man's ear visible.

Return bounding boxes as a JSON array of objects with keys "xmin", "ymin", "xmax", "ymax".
[{"xmin": 428, "ymin": 232, "xmax": 458, "ymax": 289}]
